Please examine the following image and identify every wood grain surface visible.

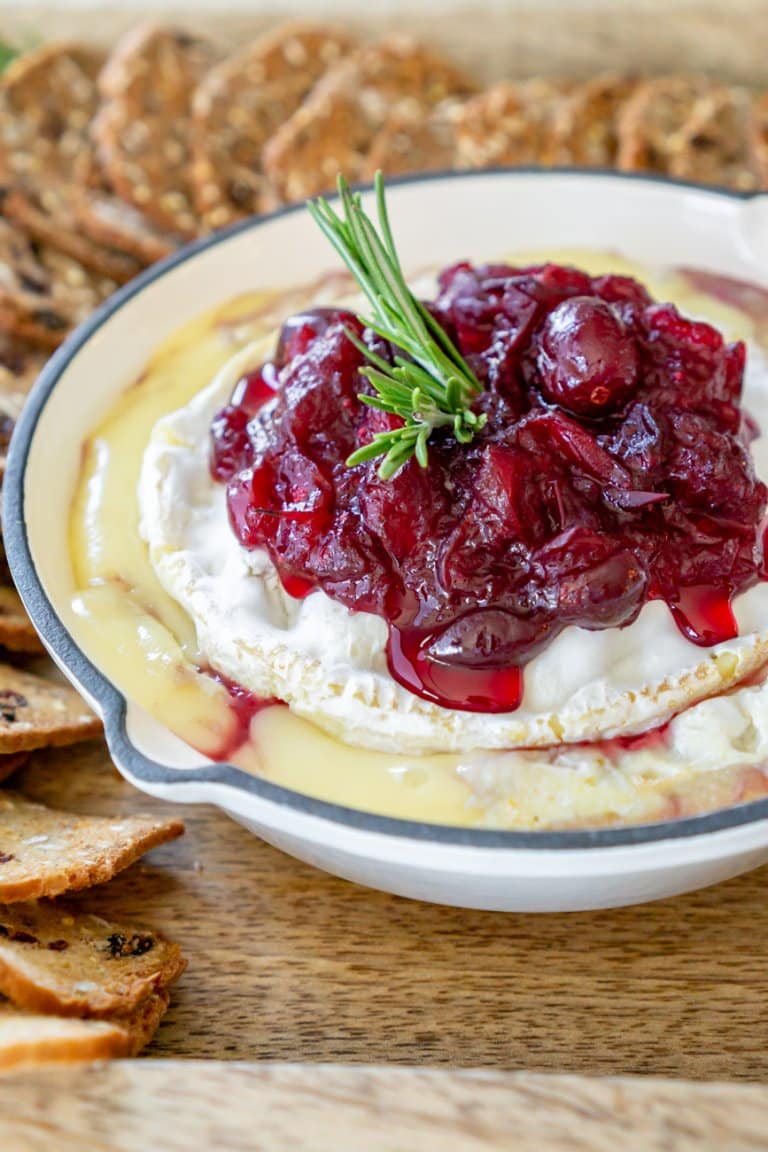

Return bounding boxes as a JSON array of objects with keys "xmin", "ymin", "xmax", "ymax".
[
  {"xmin": 3, "ymin": 1062, "xmax": 768, "ymax": 1151},
  {"xmin": 6, "ymin": 741, "xmax": 768, "ymax": 1080}
]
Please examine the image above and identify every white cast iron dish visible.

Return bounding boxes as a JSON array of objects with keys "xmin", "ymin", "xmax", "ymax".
[{"xmin": 7, "ymin": 169, "xmax": 768, "ymax": 913}]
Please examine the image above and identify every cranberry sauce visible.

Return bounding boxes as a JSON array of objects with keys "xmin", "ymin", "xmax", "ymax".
[{"xmin": 209, "ymin": 266, "xmax": 767, "ymax": 713}]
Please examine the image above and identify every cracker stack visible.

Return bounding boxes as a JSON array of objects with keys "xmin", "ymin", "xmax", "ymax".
[
  {"xmin": 0, "ymin": 773, "xmax": 186, "ymax": 1071},
  {"xmin": 0, "ymin": 691, "xmax": 186, "ymax": 1073}
]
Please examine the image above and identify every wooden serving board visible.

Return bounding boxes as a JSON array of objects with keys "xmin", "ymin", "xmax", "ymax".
[
  {"xmin": 8, "ymin": 741, "xmax": 768, "ymax": 1080},
  {"xmin": 2, "ymin": 3, "xmax": 768, "ymax": 1141},
  {"xmin": 3, "ymin": 1061, "xmax": 768, "ymax": 1151}
]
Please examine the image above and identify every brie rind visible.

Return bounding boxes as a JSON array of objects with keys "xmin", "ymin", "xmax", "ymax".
[{"xmin": 139, "ymin": 331, "xmax": 768, "ymax": 754}]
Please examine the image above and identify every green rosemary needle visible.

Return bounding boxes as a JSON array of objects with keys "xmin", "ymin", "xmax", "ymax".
[{"xmin": 307, "ymin": 172, "xmax": 486, "ymax": 480}]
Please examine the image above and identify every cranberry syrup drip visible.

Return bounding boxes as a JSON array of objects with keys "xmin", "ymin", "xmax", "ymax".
[
  {"xmin": 209, "ymin": 269, "xmax": 767, "ymax": 713},
  {"xmin": 206, "ymin": 671, "xmax": 279, "ymax": 760}
]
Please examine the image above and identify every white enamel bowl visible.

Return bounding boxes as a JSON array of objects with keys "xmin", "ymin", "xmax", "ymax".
[{"xmin": 7, "ymin": 169, "xmax": 768, "ymax": 912}]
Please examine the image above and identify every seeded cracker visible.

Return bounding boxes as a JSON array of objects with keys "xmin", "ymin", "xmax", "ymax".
[
  {"xmin": 262, "ymin": 36, "xmax": 476, "ymax": 202},
  {"xmin": 72, "ymin": 148, "xmax": 178, "ymax": 266},
  {"xmin": 0, "ymin": 901, "xmax": 185, "ymax": 1017},
  {"xmin": 752, "ymin": 91, "xmax": 768, "ymax": 186},
  {"xmin": 0, "ymin": 44, "xmax": 142, "ymax": 284},
  {"xmin": 93, "ymin": 24, "xmax": 219, "ymax": 238},
  {"xmin": 363, "ymin": 100, "xmax": 464, "ymax": 179},
  {"xmin": 0, "ymin": 791, "xmax": 184, "ymax": 902},
  {"xmin": 550, "ymin": 74, "xmax": 638, "ymax": 167},
  {"xmin": 0, "ymin": 401, "xmax": 15, "ymax": 482},
  {"xmin": 0, "ymin": 665, "xmax": 102, "ymax": 753},
  {"xmin": 0, "ymin": 221, "xmax": 117, "ymax": 352},
  {"xmin": 668, "ymin": 86, "xmax": 762, "ymax": 191},
  {"xmin": 192, "ymin": 23, "xmax": 355, "ymax": 229},
  {"xmin": 455, "ymin": 79, "xmax": 572, "ymax": 169},
  {"xmin": 0, "ymin": 336, "xmax": 46, "ymax": 420},
  {"xmin": 615, "ymin": 74, "xmax": 711, "ymax": 174},
  {"xmin": 0, "ymin": 587, "xmax": 45, "ymax": 655},
  {"xmin": 0, "ymin": 220, "xmax": 72, "ymax": 350}
]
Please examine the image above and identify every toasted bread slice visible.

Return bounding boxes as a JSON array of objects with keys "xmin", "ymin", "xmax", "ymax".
[
  {"xmin": 0, "ymin": 901, "xmax": 185, "ymax": 1017},
  {"xmin": 0, "ymin": 664, "xmax": 101, "ymax": 753},
  {"xmin": 0, "ymin": 999, "xmax": 132, "ymax": 1068},
  {"xmin": 0, "ymin": 791, "xmax": 184, "ymax": 902},
  {"xmin": 0, "ymin": 989, "xmax": 170, "ymax": 1069}
]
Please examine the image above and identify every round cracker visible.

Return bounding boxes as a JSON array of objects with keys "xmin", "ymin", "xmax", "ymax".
[
  {"xmin": 455, "ymin": 79, "xmax": 572, "ymax": 169},
  {"xmin": 550, "ymin": 73, "xmax": 638, "ymax": 167},
  {"xmin": 669, "ymin": 85, "xmax": 762, "ymax": 191},
  {"xmin": 616, "ymin": 74, "xmax": 711, "ymax": 173},
  {"xmin": 262, "ymin": 36, "xmax": 477, "ymax": 203},
  {"xmin": 0, "ymin": 43, "xmax": 141, "ymax": 283},
  {"xmin": 93, "ymin": 23, "xmax": 219, "ymax": 238},
  {"xmin": 363, "ymin": 100, "xmax": 464, "ymax": 179},
  {"xmin": 192, "ymin": 23, "xmax": 354, "ymax": 230}
]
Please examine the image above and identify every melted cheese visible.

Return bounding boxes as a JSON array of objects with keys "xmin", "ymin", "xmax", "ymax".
[{"xmin": 68, "ymin": 253, "xmax": 768, "ymax": 828}]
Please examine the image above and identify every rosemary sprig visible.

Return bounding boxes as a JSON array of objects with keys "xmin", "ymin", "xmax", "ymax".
[
  {"xmin": 307, "ymin": 172, "xmax": 486, "ymax": 479},
  {"xmin": 0, "ymin": 40, "xmax": 17, "ymax": 73}
]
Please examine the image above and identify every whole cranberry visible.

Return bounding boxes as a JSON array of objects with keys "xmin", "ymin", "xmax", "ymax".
[
  {"xmin": 275, "ymin": 307, "xmax": 356, "ymax": 366},
  {"xmin": 230, "ymin": 363, "xmax": 279, "ymax": 415},
  {"xmin": 537, "ymin": 296, "xmax": 638, "ymax": 416}
]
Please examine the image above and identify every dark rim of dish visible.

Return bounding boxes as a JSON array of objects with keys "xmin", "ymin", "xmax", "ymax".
[{"xmin": 6, "ymin": 166, "xmax": 768, "ymax": 851}]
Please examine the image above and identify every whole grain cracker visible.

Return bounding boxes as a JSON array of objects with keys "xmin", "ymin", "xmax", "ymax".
[
  {"xmin": 669, "ymin": 85, "xmax": 762, "ymax": 190},
  {"xmin": 192, "ymin": 23, "xmax": 354, "ymax": 228},
  {"xmin": 0, "ymin": 791, "xmax": 184, "ymax": 902},
  {"xmin": 262, "ymin": 36, "xmax": 476, "ymax": 202},
  {"xmin": 93, "ymin": 23, "xmax": 220, "ymax": 237},
  {"xmin": 455, "ymin": 79, "xmax": 572, "ymax": 169},
  {"xmin": 0, "ymin": 587, "xmax": 45, "ymax": 655},
  {"xmin": 0, "ymin": 404, "xmax": 14, "ymax": 483},
  {"xmin": 0, "ymin": 753, "xmax": 28, "ymax": 785},
  {"xmin": 0, "ymin": 901, "xmax": 185, "ymax": 1017},
  {"xmin": 0, "ymin": 43, "xmax": 143, "ymax": 283},
  {"xmin": 363, "ymin": 100, "xmax": 464, "ymax": 179},
  {"xmin": 551, "ymin": 73, "xmax": 638, "ymax": 167},
  {"xmin": 0, "ymin": 336, "xmax": 46, "ymax": 420},
  {"xmin": 0, "ymin": 219, "xmax": 71, "ymax": 350},
  {"xmin": 0, "ymin": 225, "xmax": 117, "ymax": 353},
  {"xmin": 752, "ymin": 91, "xmax": 768, "ymax": 185},
  {"xmin": 0, "ymin": 664, "xmax": 102, "ymax": 753},
  {"xmin": 37, "ymin": 246, "xmax": 118, "ymax": 327},
  {"xmin": 616, "ymin": 74, "xmax": 711, "ymax": 173},
  {"xmin": 72, "ymin": 148, "xmax": 178, "ymax": 266}
]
